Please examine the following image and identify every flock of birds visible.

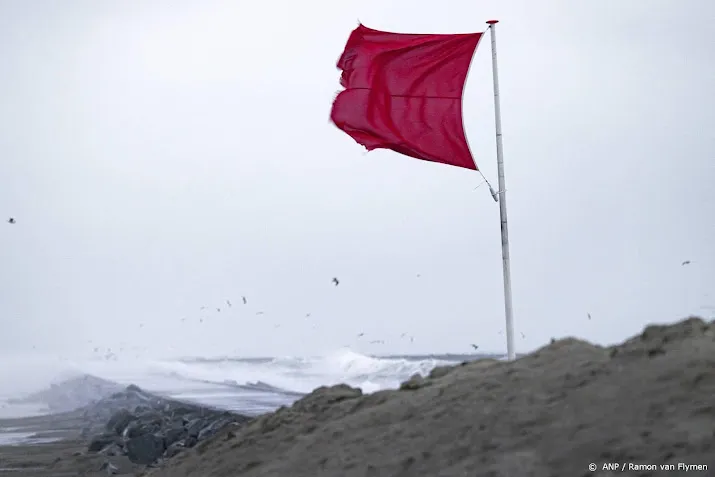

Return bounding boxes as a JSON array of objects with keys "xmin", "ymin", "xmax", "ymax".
[
  {"xmin": 5, "ymin": 216, "xmax": 710, "ymax": 355},
  {"xmin": 182, "ymin": 283, "xmax": 423, "ymax": 346},
  {"xmin": 6, "ymin": 215, "xmax": 428, "ymax": 353}
]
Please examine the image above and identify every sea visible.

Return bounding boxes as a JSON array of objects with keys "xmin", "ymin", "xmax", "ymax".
[{"xmin": 0, "ymin": 349, "xmax": 496, "ymax": 444}]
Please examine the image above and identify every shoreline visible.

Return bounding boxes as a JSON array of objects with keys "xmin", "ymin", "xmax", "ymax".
[
  {"xmin": 0, "ymin": 411, "xmax": 113, "ymax": 476},
  {"xmin": 2, "ymin": 316, "xmax": 714, "ymax": 477},
  {"xmin": 0, "ymin": 383, "xmax": 253, "ymax": 476}
]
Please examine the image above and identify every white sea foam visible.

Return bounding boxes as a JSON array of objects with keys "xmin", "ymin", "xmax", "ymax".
[{"xmin": 0, "ymin": 349, "xmax": 478, "ymax": 420}]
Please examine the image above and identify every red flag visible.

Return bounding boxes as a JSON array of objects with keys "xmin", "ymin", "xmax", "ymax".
[{"xmin": 330, "ymin": 24, "xmax": 483, "ymax": 171}]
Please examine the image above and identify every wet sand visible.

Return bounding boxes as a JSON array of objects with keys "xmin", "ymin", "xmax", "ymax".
[{"xmin": 0, "ymin": 411, "xmax": 141, "ymax": 477}]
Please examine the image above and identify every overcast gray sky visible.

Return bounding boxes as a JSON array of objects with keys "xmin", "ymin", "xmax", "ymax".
[{"xmin": 0, "ymin": 0, "xmax": 713, "ymax": 359}]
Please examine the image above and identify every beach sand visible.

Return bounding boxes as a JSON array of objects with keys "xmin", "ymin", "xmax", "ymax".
[
  {"xmin": 2, "ymin": 316, "xmax": 714, "ymax": 477},
  {"xmin": 0, "ymin": 411, "xmax": 143, "ymax": 477}
]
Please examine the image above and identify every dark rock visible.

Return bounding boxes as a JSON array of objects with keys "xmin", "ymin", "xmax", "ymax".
[
  {"xmin": 88, "ymin": 433, "xmax": 120, "ymax": 453},
  {"xmin": 126, "ymin": 433, "xmax": 166, "ymax": 465},
  {"xmin": 186, "ymin": 418, "xmax": 207, "ymax": 438},
  {"xmin": 122, "ymin": 420, "xmax": 145, "ymax": 439},
  {"xmin": 82, "ymin": 381, "xmax": 253, "ymax": 466},
  {"xmin": 99, "ymin": 442, "xmax": 124, "ymax": 457},
  {"xmin": 106, "ymin": 409, "xmax": 134, "ymax": 435},
  {"xmin": 163, "ymin": 425, "xmax": 186, "ymax": 447},
  {"xmin": 164, "ymin": 441, "xmax": 185, "ymax": 458},
  {"xmin": 198, "ymin": 417, "xmax": 232, "ymax": 441},
  {"xmin": 170, "ymin": 405, "xmax": 198, "ymax": 416}
]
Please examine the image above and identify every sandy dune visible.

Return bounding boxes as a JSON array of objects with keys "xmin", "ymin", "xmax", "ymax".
[
  {"xmin": 2, "ymin": 316, "xmax": 713, "ymax": 477},
  {"xmin": 143, "ymin": 316, "xmax": 715, "ymax": 477}
]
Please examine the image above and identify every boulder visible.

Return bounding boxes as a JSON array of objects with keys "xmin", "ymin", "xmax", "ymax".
[
  {"xmin": 162, "ymin": 425, "xmax": 186, "ymax": 447},
  {"xmin": 126, "ymin": 433, "xmax": 166, "ymax": 465},
  {"xmin": 106, "ymin": 409, "xmax": 134, "ymax": 435}
]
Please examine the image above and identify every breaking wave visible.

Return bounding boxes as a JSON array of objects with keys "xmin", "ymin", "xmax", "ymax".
[
  {"xmin": 70, "ymin": 348, "xmax": 457, "ymax": 395},
  {"xmin": 0, "ymin": 349, "xmax": 473, "ymax": 409}
]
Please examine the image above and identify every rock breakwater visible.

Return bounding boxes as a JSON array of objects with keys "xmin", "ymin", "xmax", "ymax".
[{"xmin": 83, "ymin": 384, "xmax": 251, "ymax": 467}]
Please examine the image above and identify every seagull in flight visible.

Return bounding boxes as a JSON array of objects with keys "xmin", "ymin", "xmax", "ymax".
[
  {"xmin": 226, "ymin": 300, "xmax": 232, "ymax": 307},
  {"xmin": 242, "ymin": 296, "xmax": 247, "ymax": 305},
  {"xmin": 682, "ymin": 260, "xmax": 691, "ymax": 266},
  {"xmin": 471, "ymin": 344, "xmax": 479, "ymax": 350},
  {"xmin": 7, "ymin": 217, "xmax": 15, "ymax": 224},
  {"xmin": 587, "ymin": 313, "xmax": 592, "ymax": 320},
  {"xmin": 332, "ymin": 277, "xmax": 339, "ymax": 286}
]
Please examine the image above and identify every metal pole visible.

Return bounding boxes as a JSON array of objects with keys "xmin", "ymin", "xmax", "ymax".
[{"xmin": 486, "ymin": 20, "xmax": 515, "ymax": 360}]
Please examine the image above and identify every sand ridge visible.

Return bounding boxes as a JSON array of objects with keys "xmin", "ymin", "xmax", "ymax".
[{"xmin": 141, "ymin": 316, "xmax": 715, "ymax": 477}]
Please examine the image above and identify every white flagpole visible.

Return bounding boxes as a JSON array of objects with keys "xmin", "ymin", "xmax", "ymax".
[{"xmin": 486, "ymin": 20, "xmax": 516, "ymax": 361}]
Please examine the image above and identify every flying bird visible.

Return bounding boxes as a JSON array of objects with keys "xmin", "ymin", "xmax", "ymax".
[
  {"xmin": 226, "ymin": 300, "xmax": 232, "ymax": 307},
  {"xmin": 587, "ymin": 313, "xmax": 592, "ymax": 320},
  {"xmin": 242, "ymin": 296, "xmax": 247, "ymax": 305},
  {"xmin": 682, "ymin": 260, "xmax": 691, "ymax": 266},
  {"xmin": 332, "ymin": 277, "xmax": 339, "ymax": 286},
  {"xmin": 471, "ymin": 344, "xmax": 479, "ymax": 350},
  {"xmin": 305, "ymin": 313, "xmax": 311, "ymax": 317},
  {"xmin": 357, "ymin": 332, "xmax": 364, "ymax": 337},
  {"xmin": 7, "ymin": 217, "xmax": 15, "ymax": 224},
  {"xmin": 200, "ymin": 306, "xmax": 207, "ymax": 310},
  {"xmin": 216, "ymin": 308, "xmax": 221, "ymax": 312},
  {"xmin": 256, "ymin": 311, "xmax": 264, "ymax": 315},
  {"xmin": 369, "ymin": 340, "xmax": 384, "ymax": 344}
]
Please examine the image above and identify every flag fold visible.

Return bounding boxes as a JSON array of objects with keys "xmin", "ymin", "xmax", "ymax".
[{"xmin": 330, "ymin": 24, "xmax": 482, "ymax": 170}]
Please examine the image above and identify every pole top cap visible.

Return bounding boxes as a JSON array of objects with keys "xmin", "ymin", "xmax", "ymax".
[{"xmin": 486, "ymin": 20, "xmax": 499, "ymax": 25}]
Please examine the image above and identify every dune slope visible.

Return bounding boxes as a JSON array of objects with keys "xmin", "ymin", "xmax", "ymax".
[{"xmin": 145, "ymin": 317, "xmax": 715, "ymax": 477}]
